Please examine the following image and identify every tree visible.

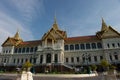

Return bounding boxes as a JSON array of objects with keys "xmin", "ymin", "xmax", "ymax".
[
  {"xmin": 22, "ymin": 61, "xmax": 33, "ymax": 71},
  {"xmin": 100, "ymin": 59, "xmax": 110, "ymax": 71},
  {"xmin": 91, "ymin": 65, "xmax": 97, "ymax": 71},
  {"xmin": 109, "ymin": 65, "xmax": 116, "ymax": 70}
]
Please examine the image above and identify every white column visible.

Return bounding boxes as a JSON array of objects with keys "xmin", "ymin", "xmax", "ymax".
[
  {"xmin": 43, "ymin": 54, "xmax": 46, "ymax": 64},
  {"xmin": 59, "ymin": 53, "xmax": 62, "ymax": 63},
  {"xmin": 36, "ymin": 55, "xmax": 40, "ymax": 64},
  {"xmin": 91, "ymin": 56, "xmax": 94, "ymax": 64},
  {"xmin": 52, "ymin": 53, "xmax": 54, "ymax": 63},
  {"xmin": 58, "ymin": 53, "xmax": 60, "ymax": 63}
]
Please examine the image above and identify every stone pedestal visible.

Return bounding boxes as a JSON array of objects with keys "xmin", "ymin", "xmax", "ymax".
[{"xmin": 21, "ymin": 71, "xmax": 33, "ymax": 80}]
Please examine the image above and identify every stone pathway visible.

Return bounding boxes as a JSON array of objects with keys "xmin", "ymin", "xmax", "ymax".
[{"xmin": 0, "ymin": 73, "xmax": 119, "ymax": 80}]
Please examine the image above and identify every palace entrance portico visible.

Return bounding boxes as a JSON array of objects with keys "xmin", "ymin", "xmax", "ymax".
[{"xmin": 37, "ymin": 47, "xmax": 64, "ymax": 72}]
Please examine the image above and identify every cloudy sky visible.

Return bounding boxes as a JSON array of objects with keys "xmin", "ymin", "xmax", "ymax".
[{"xmin": 0, "ymin": 0, "xmax": 120, "ymax": 48}]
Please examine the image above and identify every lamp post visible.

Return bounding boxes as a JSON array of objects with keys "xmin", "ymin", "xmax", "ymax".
[
  {"xmin": 82, "ymin": 53, "xmax": 90, "ymax": 74},
  {"xmin": 3, "ymin": 62, "xmax": 6, "ymax": 72}
]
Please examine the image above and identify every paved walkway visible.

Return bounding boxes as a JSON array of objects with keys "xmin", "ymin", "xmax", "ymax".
[
  {"xmin": 33, "ymin": 73, "xmax": 97, "ymax": 77},
  {"xmin": 0, "ymin": 73, "xmax": 118, "ymax": 80}
]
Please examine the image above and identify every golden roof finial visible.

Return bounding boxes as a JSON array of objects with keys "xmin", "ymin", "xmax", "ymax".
[
  {"xmin": 54, "ymin": 11, "xmax": 57, "ymax": 24},
  {"xmin": 101, "ymin": 17, "xmax": 107, "ymax": 31},
  {"xmin": 52, "ymin": 12, "xmax": 59, "ymax": 30},
  {"xmin": 14, "ymin": 28, "xmax": 21, "ymax": 40}
]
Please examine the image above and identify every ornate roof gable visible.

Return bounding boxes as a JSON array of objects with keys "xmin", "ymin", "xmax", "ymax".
[
  {"xmin": 2, "ymin": 31, "xmax": 23, "ymax": 47},
  {"xmin": 42, "ymin": 18, "xmax": 67, "ymax": 40},
  {"xmin": 96, "ymin": 18, "xmax": 120, "ymax": 39},
  {"xmin": 2, "ymin": 37, "xmax": 16, "ymax": 46},
  {"xmin": 101, "ymin": 26, "xmax": 120, "ymax": 38}
]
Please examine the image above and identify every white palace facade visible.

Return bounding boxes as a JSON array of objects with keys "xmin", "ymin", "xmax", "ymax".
[{"xmin": 0, "ymin": 18, "xmax": 120, "ymax": 72}]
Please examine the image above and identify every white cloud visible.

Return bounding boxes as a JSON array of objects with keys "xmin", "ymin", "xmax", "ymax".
[
  {"xmin": 9, "ymin": 0, "xmax": 44, "ymax": 24},
  {"xmin": 59, "ymin": 0, "xmax": 120, "ymax": 37},
  {"xmin": 0, "ymin": 12, "xmax": 34, "ymax": 50}
]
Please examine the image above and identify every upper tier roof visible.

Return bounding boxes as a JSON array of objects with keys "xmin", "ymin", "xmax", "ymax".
[
  {"xmin": 16, "ymin": 40, "xmax": 41, "ymax": 47},
  {"xmin": 65, "ymin": 35, "xmax": 100, "ymax": 44}
]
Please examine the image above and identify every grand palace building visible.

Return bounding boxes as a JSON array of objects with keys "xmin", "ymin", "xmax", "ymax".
[{"xmin": 0, "ymin": 18, "xmax": 120, "ymax": 72}]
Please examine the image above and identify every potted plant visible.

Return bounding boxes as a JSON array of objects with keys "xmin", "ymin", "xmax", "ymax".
[
  {"xmin": 100, "ymin": 59, "xmax": 110, "ymax": 71},
  {"xmin": 22, "ymin": 61, "xmax": 33, "ymax": 72},
  {"xmin": 91, "ymin": 64, "xmax": 97, "ymax": 71},
  {"xmin": 109, "ymin": 65, "xmax": 116, "ymax": 75}
]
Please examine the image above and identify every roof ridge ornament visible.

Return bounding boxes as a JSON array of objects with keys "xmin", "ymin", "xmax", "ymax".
[
  {"xmin": 52, "ymin": 13, "xmax": 59, "ymax": 30},
  {"xmin": 14, "ymin": 29, "xmax": 22, "ymax": 40},
  {"xmin": 54, "ymin": 11, "xmax": 57, "ymax": 24},
  {"xmin": 101, "ymin": 17, "xmax": 107, "ymax": 31}
]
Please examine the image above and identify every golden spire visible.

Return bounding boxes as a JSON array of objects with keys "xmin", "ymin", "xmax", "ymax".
[
  {"xmin": 52, "ymin": 13, "xmax": 59, "ymax": 30},
  {"xmin": 54, "ymin": 12, "xmax": 57, "ymax": 24},
  {"xmin": 14, "ymin": 29, "xmax": 21, "ymax": 40},
  {"xmin": 101, "ymin": 18, "xmax": 107, "ymax": 31}
]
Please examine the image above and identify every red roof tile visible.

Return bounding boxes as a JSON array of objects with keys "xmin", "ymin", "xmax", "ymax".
[
  {"xmin": 65, "ymin": 35, "xmax": 100, "ymax": 44},
  {"xmin": 16, "ymin": 40, "xmax": 41, "ymax": 47}
]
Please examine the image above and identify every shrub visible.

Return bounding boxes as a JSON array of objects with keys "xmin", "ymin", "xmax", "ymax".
[{"xmin": 22, "ymin": 61, "xmax": 33, "ymax": 71}]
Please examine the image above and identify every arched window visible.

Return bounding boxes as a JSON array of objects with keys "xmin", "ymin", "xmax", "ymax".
[
  {"xmin": 26, "ymin": 47, "xmax": 29, "ymax": 53},
  {"xmin": 30, "ymin": 47, "xmax": 34, "ymax": 52},
  {"xmin": 66, "ymin": 58, "xmax": 68, "ymax": 63},
  {"xmin": 64, "ymin": 45, "xmax": 69, "ymax": 50},
  {"xmin": 97, "ymin": 42, "xmax": 102, "ymax": 48},
  {"xmin": 46, "ymin": 54, "xmax": 51, "ymax": 63},
  {"xmin": 107, "ymin": 44, "xmax": 110, "ymax": 48},
  {"xmin": 70, "ymin": 44, "xmax": 74, "ymax": 50},
  {"xmin": 75, "ymin": 44, "xmax": 79, "ymax": 50},
  {"xmin": 18, "ymin": 48, "xmax": 21, "ymax": 53},
  {"xmin": 3, "ymin": 50, "xmax": 5, "ymax": 53},
  {"xmin": 55, "ymin": 54, "xmax": 58, "ymax": 63},
  {"xmin": 71, "ymin": 57, "xmax": 74, "ymax": 63},
  {"xmin": 91, "ymin": 43, "xmax": 96, "ymax": 49},
  {"xmin": 13, "ymin": 59, "xmax": 16, "ymax": 63},
  {"xmin": 118, "ymin": 43, "xmax": 120, "ymax": 47},
  {"xmin": 22, "ymin": 47, "xmax": 25, "ymax": 53},
  {"xmin": 40, "ymin": 55, "xmax": 43, "ymax": 64},
  {"xmin": 86, "ymin": 43, "xmax": 91, "ymax": 49},
  {"xmin": 14, "ymin": 48, "xmax": 18, "ymax": 53},
  {"xmin": 76, "ymin": 57, "xmax": 79, "ymax": 62},
  {"xmin": 112, "ymin": 43, "xmax": 115, "ymax": 48},
  {"xmin": 9, "ymin": 50, "xmax": 11, "ymax": 53},
  {"xmin": 114, "ymin": 52, "xmax": 118, "ymax": 60},
  {"xmin": 25, "ymin": 58, "xmax": 28, "ymax": 62},
  {"xmin": 21, "ymin": 58, "xmax": 23, "ymax": 63},
  {"xmin": 6, "ymin": 50, "xmax": 8, "ymax": 53},
  {"xmin": 34, "ymin": 47, "xmax": 37, "ymax": 52},
  {"xmin": 80, "ymin": 44, "xmax": 85, "ymax": 50},
  {"xmin": 17, "ymin": 59, "xmax": 19, "ymax": 64}
]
